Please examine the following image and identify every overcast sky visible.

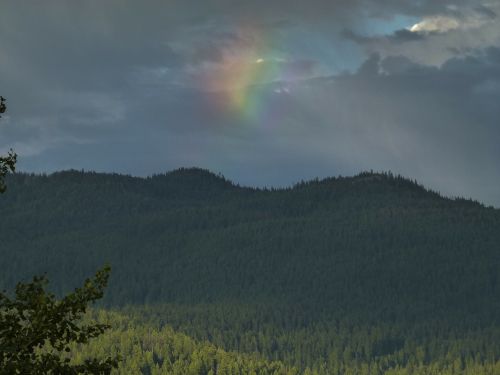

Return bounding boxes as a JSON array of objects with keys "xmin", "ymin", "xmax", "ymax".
[{"xmin": 1, "ymin": 1, "xmax": 499, "ymax": 205}]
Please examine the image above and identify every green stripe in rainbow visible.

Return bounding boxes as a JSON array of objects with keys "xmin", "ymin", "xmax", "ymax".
[
  {"xmin": 204, "ymin": 56, "xmax": 306, "ymax": 125},
  {"xmin": 229, "ymin": 58, "xmax": 282, "ymax": 120}
]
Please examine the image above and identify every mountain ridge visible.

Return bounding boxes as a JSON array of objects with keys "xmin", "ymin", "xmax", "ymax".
[{"xmin": 5, "ymin": 168, "xmax": 490, "ymax": 209}]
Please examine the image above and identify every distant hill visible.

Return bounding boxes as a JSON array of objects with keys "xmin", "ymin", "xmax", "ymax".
[{"xmin": 0, "ymin": 169, "xmax": 498, "ymax": 318}]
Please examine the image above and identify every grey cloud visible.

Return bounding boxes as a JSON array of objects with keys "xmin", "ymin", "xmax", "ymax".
[
  {"xmin": 1, "ymin": 1, "xmax": 494, "ymax": 94},
  {"xmin": 379, "ymin": 55, "xmax": 422, "ymax": 74},
  {"xmin": 1, "ymin": 1, "xmax": 500, "ymax": 208},
  {"xmin": 390, "ymin": 29, "xmax": 426, "ymax": 42},
  {"xmin": 474, "ymin": 5, "xmax": 497, "ymax": 19},
  {"xmin": 191, "ymin": 43, "xmax": 225, "ymax": 64},
  {"xmin": 9, "ymin": 47, "xmax": 500, "ymax": 206},
  {"xmin": 342, "ymin": 28, "xmax": 426, "ymax": 45},
  {"xmin": 341, "ymin": 30, "xmax": 373, "ymax": 44},
  {"xmin": 357, "ymin": 3, "xmax": 500, "ymax": 66},
  {"xmin": 291, "ymin": 48, "xmax": 500, "ymax": 205}
]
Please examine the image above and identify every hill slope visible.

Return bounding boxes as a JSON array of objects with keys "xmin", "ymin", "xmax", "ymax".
[{"xmin": 0, "ymin": 169, "xmax": 498, "ymax": 317}]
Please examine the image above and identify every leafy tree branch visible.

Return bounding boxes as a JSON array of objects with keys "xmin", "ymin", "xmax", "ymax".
[
  {"xmin": 0, "ymin": 96, "xmax": 16, "ymax": 193},
  {"xmin": 0, "ymin": 266, "xmax": 119, "ymax": 374}
]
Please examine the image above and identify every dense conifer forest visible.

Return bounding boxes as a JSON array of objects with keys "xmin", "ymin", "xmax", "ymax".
[{"xmin": 1, "ymin": 169, "xmax": 499, "ymax": 374}]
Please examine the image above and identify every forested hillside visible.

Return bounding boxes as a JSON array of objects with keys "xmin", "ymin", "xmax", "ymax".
[
  {"xmin": 70, "ymin": 310, "xmax": 299, "ymax": 375},
  {"xmin": 72, "ymin": 308, "xmax": 500, "ymax": 375},
  {"xmin": 1, "ymin": 169, "xmax": 499, "ymax": 373},
  {"xmin": 1, "ymin": 169, "xmax": 498, "ymax": 313}
]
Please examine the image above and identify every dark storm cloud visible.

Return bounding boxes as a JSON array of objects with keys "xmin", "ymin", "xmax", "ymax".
[
  {"xmin": 342, "ymin": 28, "xmax": 426, "ymax": 45},
  {"xmin": 389, "ymin": 29, "xmax": 426, "ymax": 42}
]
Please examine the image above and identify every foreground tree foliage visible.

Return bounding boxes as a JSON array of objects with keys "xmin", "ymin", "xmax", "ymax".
[
  {"xmin": 0, "ymin": 149, "xmax": 16, "ymax": 193},
  {"xmin": 0, "ymin": 96, "xmax": 17, "ymax": 193},
  {"xmin": 0, "ymin": 266, "xmax": 119, "ymax": 374}
]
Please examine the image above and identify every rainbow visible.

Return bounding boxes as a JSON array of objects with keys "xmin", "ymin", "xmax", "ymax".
[
  {"xmin": 200, "ymin": 57, "xmax": 283, "ymax": 121},
  {"xmin": 194, "ymin": 31, "xmax": 315, "ymax": 123}
]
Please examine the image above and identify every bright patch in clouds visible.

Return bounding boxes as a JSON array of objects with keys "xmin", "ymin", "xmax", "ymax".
[
  {"xmin": 409, "ymin": 6, "xmax": 497, "ymax": 34},
  {"xmin": 409, "ymin": 16, "xmax": 461, "ymax": 33}
]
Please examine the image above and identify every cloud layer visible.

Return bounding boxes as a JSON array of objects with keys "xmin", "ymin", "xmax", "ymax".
[{"xmin": 1, "ymin": 1, "xmax": 499, "ymax": 205}]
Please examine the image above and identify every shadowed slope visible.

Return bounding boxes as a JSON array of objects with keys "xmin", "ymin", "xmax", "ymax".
[{"xmin": 0, "ymin": 169, "xmax": 498, "ymax": 321}]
